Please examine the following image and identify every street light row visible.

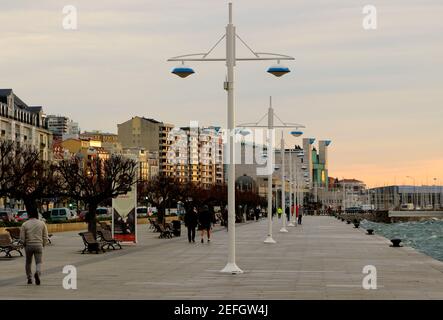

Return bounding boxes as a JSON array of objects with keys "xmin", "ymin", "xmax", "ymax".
[{"xmin": 167, "ymin": 2, "xmax": 301, "ymax": 274}]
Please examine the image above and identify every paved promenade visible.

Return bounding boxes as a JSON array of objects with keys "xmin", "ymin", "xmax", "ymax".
[{"xmin": 1, "ymin": 216, "xmax": 443, "ymax": 299}]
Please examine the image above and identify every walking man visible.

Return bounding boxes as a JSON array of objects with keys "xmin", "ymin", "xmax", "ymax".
[
  {"xmin": 184, "ymin": 206, "xmax": 198, "ymax": 243},
  {"xmin": 198, "ymin": 205, "xmax": 212, "ymax": 243},
  {"xmin": 298, "ymin": 206, "xmax": 303, "ymax": 225},
  {"xmin": 20, "ymin": 211, "xmax": 49, "ymax": 285}
]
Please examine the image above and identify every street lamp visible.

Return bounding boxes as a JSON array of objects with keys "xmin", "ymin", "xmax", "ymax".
[
  {"xmin": 285, "ymin": 131, "xmax": 303, "ymax": 227},
  {"xmin": 237, "ymin": 96, "xmax": 305, "ymax": 243},
  {"xmin": 168, "ymin": 3, "xmax": 295, "ymax": 274}
]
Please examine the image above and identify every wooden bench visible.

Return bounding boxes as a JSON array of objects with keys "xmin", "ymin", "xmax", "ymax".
[
  {"xmin": 148, "ymin": 218, "xmax": 157, "ymax": 231},
  {"xmin": 7, "ymin": 227, "xmax": 53, "ymax": 245},
  {"xmin": 5, "ymin": 227, "xmax": 22, "ymax": 246},
  {"xmin": 158, "ymin": 224, "xmax": 173, "ymax": 239},
  {"xmin": 78, "ymin": 232, "xmax": 105, "ymax": 254},
  {"xmin": 98, "ymin": 229, "xmax": 122, "ymax": 250},
  {"xmin": 99, "ymin": 222, "xmax": 112, "ymax": 232},
  {"xmin": 0, "ymin": 234, "xmax": 23, "ymax": 258}
]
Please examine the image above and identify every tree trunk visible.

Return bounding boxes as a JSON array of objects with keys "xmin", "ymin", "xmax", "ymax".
[
  {"xmin": 24, "ymin": 197, "xmax": 38, "ymax": 217},
  {"xmin": 158, "ymin": 206, "xmax": 165, "ymax": 225},
  {"xmin": 86, "ymin": 203, "xmax": 98, "ymax": 238}
]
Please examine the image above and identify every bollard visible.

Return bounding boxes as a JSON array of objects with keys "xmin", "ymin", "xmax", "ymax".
[
  {"xmin": 353, "ymin": 222, "xmax": 360, "ymax": 228},
  {"xmin": 366, "ymin": 229, "xmax": 374, "ymax": 235},
  {"xmin": 390, "ymin": 239, "xmax": 402, "ymax": 247},
  {"xmin": 346, "ymin": 220, "xmax": 351, "ymax": 224}
]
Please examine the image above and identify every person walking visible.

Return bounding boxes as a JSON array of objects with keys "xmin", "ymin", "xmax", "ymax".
[
  {"xmin": 285, "ymin": 206, "xmax": 290, "ymax": 222},
  {"xmin": 277, "ymin": 207, "xmax": 283, "ymax": 219},
  {"xmin": 20, "ymin": 211, "xmax": 49, "ymax": 285},
  {"xmin": 298, "ymin": 206, "xmax": 303, "ymax": 225},
  {"xmin": 184, "ymin": 206, "xmax": 198, "ymax": 243},
  {"xmin": 198, "ymin": 205, "xmax": 212, "ymax": 243},
  {"xmin": 254, "ymin": 206, "xmax": 260, "ymax": 221}
]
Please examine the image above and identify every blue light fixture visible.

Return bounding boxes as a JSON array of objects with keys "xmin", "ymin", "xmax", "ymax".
[
  {"xmin": 172, "ymin": 64, "xmax": 195, "ymax": 78},
  {"xmin": 290, "ymin": 130, "xmax": 303, "ymax": 137},
  {"xmin": 267, "ymin": 64, "xmax": 290, "ymax": 77}
]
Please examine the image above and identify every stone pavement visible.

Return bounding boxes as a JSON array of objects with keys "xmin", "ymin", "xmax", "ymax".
[{"xmin": 1, "ymin": 216, "xmax": 442, "ymax": 299}]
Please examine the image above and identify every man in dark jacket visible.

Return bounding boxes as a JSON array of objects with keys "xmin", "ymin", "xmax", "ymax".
[
  {"xmin": 198, "ymin": 205, "xmax": 212, "ymax": 243},
  {"xmin": 184, "ymin": 206, "xmax": 198, "ymax": 243}
]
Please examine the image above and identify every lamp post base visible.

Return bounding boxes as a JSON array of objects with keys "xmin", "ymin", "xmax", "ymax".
[
  {"xmin": 264, "ymin": 236, "xmax": 276, "ymax": 244},
  {"xmin": 287, "ymin": 222, "xmax": 295, "ymax": 227},
  {"xmin": 220, "ymin": 262, "xmax": 243, "ymax": 274},
  {"xmin": 279, "ymin": 227, "xmax": 288, "ymax": 233}
]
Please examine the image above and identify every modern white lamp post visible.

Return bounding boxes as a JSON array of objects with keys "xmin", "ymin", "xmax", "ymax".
[
  {"xmin": 168, "ymin": 3, "xmax": 294, "ymax": 274},
  {"xmin": 237, "ymin": 97, "xmax": 305, "ymax": 243},
  {"xmin": 286, "ymin": 131, "xmax": 303, "ymax": 227},
  {"xmin": 279, "ymin": 131, "xmax": 289, "ymax": 232}
]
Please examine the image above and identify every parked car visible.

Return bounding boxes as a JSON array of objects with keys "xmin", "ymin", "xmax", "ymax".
[
  {"xmin": 96, "ymin": 207, "xmax": 112, "ymax": 218},
  {"xmin": 15, "ymin": 210, "xmax": 28, "ymax": 222},
  {"xmin": 78, "ymin": 208, "xmax": 111, "ymax": 221},
  {"xmin": 0, "ymin": 210, "xmax": 14, "ymax": 223},
  {"xmin": 136, "ymin": 206, "xmax": 148, "ymax": 218},
  {"xmin": 49, "ymin": 208, "xmax": 77, "ymax": 222}
]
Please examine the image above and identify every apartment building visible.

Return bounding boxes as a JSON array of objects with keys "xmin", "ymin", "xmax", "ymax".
[
  {"xmin": 46, "ymin": 115, "xmax": 80, "ymax": 140},
  {"xmin": 168, "ymin": 126, "xmax": 224, "ymax": 187},
  {"xmin": 80, "ymin": 131, "xmax": 122, "ymax": 155},
  {"xmin": 117, "ymin": 117, "xmax": 173, "ymax": 176},
  {"xmin": 122, "ymin": 147, "xmax": 159, "ymax": 181},
  {"xmin": 0, "ymin": 89, "xmax": 52, "ymax": 160}
]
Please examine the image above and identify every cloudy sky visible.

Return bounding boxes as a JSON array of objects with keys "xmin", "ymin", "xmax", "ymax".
[{"xmin": 1, "ymin": 0, "xmax": 442, "ymax": 186}]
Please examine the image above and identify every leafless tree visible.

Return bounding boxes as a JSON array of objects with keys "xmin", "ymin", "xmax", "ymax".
[
  {"xmin": 138, "ymin": 175, "xmax": 181, "ymax": 224},
  {"xmin": 58, "ymin": 155, "xmax": 137, "ymax": 237}
]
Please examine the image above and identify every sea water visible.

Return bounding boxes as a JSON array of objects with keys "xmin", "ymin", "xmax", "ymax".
[{"xmin": 360, "ymin": 219, "xmax": 443, "ymax": 262}]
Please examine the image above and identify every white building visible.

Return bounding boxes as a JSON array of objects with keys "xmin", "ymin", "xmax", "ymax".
[
  {"xmin": 167, "ymin": 125, "xmax": 224, "ymax": 187},
  {"xmin": 0, "ymin": 89, "xmax": 52, "ymax": 160}
]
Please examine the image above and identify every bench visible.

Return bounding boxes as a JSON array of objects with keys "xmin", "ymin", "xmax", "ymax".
[
  {"xmin": 158, "ymin": 224, "xmax": 173, "ymax": 239},
  {"xmin": 0, "ymin": 234, "xmax": 23, "ymax": 258},
  {"xmin": 7, "ymin": 227, "xmax": 53, "ymax": 245},
  {"xmin": 99, "ymin": 222, "xmax": 112, "ymax": 232},
  {"xmin": 5, "ymin": 227, "xmax": 22, "ymax": 246},
  {"xmin": 78, "ymin": 232, "xmax": 105, "ymax": 254},
  {"xmin": 148, "ymin": 218, "xmax": 157, "ymax": 231},
  {"xmin": 98, "ymin": 229, "xmax": 122, "ymax": 250}
]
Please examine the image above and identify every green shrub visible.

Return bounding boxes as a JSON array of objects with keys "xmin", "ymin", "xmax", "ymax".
[{"xmin": 0, "ymin": 221, "xmax": 23, "ymax": 228}]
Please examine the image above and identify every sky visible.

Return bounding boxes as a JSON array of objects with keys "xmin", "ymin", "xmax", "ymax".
[{"xmin": 1, "ymin": 0, "xmax": 442, "ymax": 187}]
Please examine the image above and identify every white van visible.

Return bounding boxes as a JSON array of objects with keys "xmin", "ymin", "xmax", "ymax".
[
  {"xmin": 136, "ymin": 206, "xmax": 148, "ymax": 217},
  {"xmin": 50, "ymin": 208, "xmax": 77, "ymax": 221}
]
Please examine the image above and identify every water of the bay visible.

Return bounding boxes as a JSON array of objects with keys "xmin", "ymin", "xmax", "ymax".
[{"xmin": 360, "ymin": 219, "xmax": 443, "ymax": 262}]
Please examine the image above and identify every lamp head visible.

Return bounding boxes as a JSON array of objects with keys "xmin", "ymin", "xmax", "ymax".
[
  {"xmin": 172, "ymin": 64, "xmax": 195, "ymax": 78},
  {"xmin": 290, "ymin": 130, "xmax": 303, "ymax": 137},
  {"xmin": 267, "ymin": 64, "xmax": 291, "ymax": 77}
]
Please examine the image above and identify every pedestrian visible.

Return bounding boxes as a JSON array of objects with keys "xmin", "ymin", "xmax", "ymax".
[
  {"xmin": 198, "ymin": 205, "xmax": 212, "ymax": 243},
  {"xmin": 184, "ymin": 206, "xmax": 198, "ymax": 243},
  {"xmin": 277, "ymin": 207, "xmax": 283, "ymax": 219},
  {"xmin": 254, "ymin": 206, "xmax": 260, "ymax": 221},
  {"xmin": 285, "ymin": 206, "xmax": 290, "ymax": 222},
  {"xmin": 298, "ymin": 207, "xmax": 303, "ymax": 225},
  {"xmin": 20, "ymin": 210, "xmax": 49, "ymax": 285}
]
